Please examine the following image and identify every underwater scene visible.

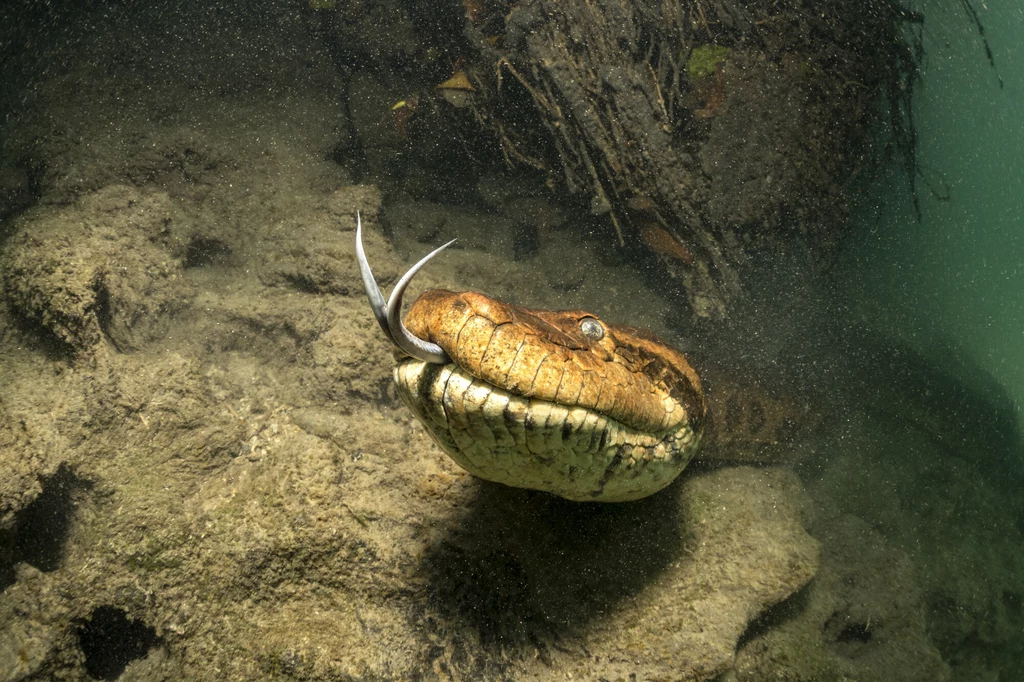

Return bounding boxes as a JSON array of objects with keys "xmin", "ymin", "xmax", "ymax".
[{"xmin": 0, "ymin": 0, "xmax": 1021, "ymax": 680}]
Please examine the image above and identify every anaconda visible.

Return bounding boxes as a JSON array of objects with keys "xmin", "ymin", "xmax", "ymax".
[{"xmin": 356, "ymin": 214, "xmax": 810, "ymax": 502}]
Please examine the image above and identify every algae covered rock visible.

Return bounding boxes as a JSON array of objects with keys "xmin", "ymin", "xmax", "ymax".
[
  {"xmin": 1, "ymin": 185, "xmax": 185, "ymax": 354},
  {"xmin": 734, "ymin": 515, "xmax": 950, "ymax": 681},
  {"xmin": 688, "ymin": 44, "xmax": 731, "ymax": 79}
]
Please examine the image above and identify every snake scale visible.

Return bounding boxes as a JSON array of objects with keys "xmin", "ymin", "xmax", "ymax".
[{"xmin": 357, "ymin": 215, "xmax": 809, "ymax": 502}]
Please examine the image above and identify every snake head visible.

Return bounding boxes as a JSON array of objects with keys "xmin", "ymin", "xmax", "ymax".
[
  {"xmin": 356, "ymin": 213, "xmax": 706, "ymax": 501},
  {"xmin": 402, "ymin": 289, "xmax": 705, "ymax": 437}
]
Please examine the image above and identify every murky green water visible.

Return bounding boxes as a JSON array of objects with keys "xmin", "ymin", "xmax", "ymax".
[{"xmin": 839, "ymin": 0, "xmax": 1024, "ymax": 426}]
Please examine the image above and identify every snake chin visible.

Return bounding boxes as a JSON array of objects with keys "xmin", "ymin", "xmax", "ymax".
[{"xmin": 394, "ymin": 359, "xmax": 701, "ymax": 502}]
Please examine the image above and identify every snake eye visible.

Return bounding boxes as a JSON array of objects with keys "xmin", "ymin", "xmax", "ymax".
[{"xmin": 579, "ymin": 317, "xmax": 604, "ymax": 341}]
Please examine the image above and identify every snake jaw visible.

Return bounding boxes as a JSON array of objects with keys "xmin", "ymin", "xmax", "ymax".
[
  {"xmin": 394, "ymin": 358, "xmax": 703, "ymax": 502},
  {"xmin": 355, "ymin": 211, "xmax": 454, "ymax": 365}
]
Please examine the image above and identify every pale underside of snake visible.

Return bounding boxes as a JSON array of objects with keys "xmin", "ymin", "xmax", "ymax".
[{"xmin": 356, "ymin": 214, "xmax": 709, "ymax": 502}]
